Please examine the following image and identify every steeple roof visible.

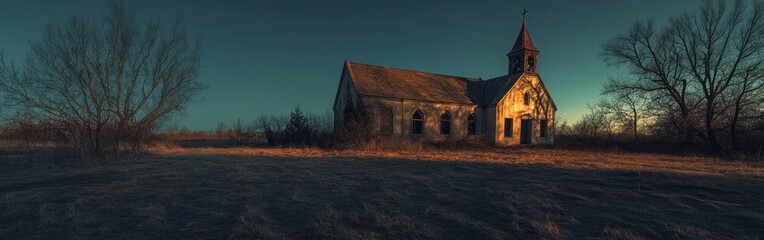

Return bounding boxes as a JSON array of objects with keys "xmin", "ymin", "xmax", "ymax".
[{"xmin": 509, "ymin": 14, "xmax": 538, "ymax": 54}]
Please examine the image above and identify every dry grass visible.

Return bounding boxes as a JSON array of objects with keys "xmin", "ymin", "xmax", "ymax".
[
  {"xmin": 1, "ymin": 144, "xmax": 763, "ymax": 239},
  {"xmin": 151, "ymin": 143, "xmax": 764, "ymax": 177}
]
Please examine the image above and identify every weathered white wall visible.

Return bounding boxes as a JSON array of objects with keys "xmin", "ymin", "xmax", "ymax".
[
  {"xmin": 332, "ymin": 70, "xmax": 360, "ymax": 131},
  {"xmin": 493, "ymin": 74, "xmax": 555, "ymax": 146},
  {"xmin": 362, "ymin": 97, "xmax": 480, "ymax": 141},
  {"xmin": 485, "ymin": 106, "xmax": 497, "ymax": 145}
]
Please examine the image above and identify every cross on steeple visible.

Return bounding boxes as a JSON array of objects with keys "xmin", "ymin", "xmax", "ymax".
[{"xmin": 507, "ymin": 8, "xmax": 539, "ymax": 74}]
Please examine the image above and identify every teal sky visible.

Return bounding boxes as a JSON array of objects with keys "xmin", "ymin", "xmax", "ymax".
[{"xmin": 0, "ymin": 0, "xmax": 700, "ymax": 130}]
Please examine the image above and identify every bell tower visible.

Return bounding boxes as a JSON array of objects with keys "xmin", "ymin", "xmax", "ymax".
[{"xmin": 507, "ymin": 9, "xmax": 540, "ymax": 75}]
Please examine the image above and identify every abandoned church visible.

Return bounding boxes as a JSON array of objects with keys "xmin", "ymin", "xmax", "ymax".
[{"xmin": 333, "ymin": 14, "xmax": 557, "ymax": 146}]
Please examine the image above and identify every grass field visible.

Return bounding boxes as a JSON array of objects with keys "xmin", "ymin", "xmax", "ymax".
[{"xmin": 1, "ymin": 145, "xmax": 763, "ymax": 239}]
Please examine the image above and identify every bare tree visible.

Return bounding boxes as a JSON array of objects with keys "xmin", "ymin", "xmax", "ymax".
[
  {"xmin": 256, "ymin": 114, "xmax": 288, "ymax": 146},
  {"xmin": 728, "ymin": 65, "xmax": 764, "ymax": 149},
  {"xmin": 310, "ymin": 110, "xmax": 335, "ymax": 135},
  {"xmin": 671, "ymin": 0, "xmax": 764, "ymax": 150},
  {"xmin": 601, "ymin": 82, "xmax": 649, "ymax": 142},
  {"xmin": 602, "ymin": 19, "xmax": 701, "ymax": 143},
  {"xmin": 0, "ymin": 2, "xmax": 204, "ymax": 156},
  {"xmin": 215, "ymin": 121, "xmax": 227, "ymax": 140},
  {"xmin": 228, "ymin": 118, "xmax": 258, "ymax": 146},
  {"xmin": 569, "ymin": 104, "xmax": 616, "ymax": 139},
  {"xmin": 553, "ymin": 115, "xmax": 571, "ymax": 137},
  {"xmin": 602, "ymin": 0, "xmax": 764, "ymax": 151}
]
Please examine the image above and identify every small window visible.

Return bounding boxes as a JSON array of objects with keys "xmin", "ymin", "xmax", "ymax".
[
  {"xmin": 504, "ymin": 118, "xmax": 513, "ymax": 137},
  {"xmin": 540, "ymin": 119, "xmax": 548, "ymax": 138},
  {"xmin": 523, "ymin": 92, "xmax": 530, "ymax": 105},
  {"xmin": 527, "ymin": 56, "xmax": 535, "ymax": 72},
  {"xmin": 440, "ymin": 111, "xmax": 451, "ymax": 135},
  {"xmin": 467, "ymin": 113, "xmax": 476, "ymax": 135},
  {"xmin": 412, "ymin": 110, "xmax": 424, "ymax": 135}
]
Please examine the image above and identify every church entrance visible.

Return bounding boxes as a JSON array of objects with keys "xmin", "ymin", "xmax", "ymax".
[{"xmin": 520, "ymin": 119, "xmax": 533, "ymax": 144}]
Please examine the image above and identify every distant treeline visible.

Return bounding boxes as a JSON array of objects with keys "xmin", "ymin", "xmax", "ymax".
[
  {"xmin": 216, "ymin": 106, "xmax": 335, "ymax": 148},
  {"xmin": 151, "ymin": 106, "xmax": 336, "ymax": 148}
]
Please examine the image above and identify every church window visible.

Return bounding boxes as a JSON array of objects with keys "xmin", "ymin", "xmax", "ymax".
[
  {"xmin": 440, "ymin": 111, "xmax": 451, "ymax": 135},
  {"xmin": 504, "ymin": 118, "xmax": 513, "ymax": 137},
  {"xmin": 467, "ymin": 113, "xmax": 476, "ymax": 135},
  {"xmin": 523, "ymin": 92, "xmax": 530, "ymax": 105},
  {"xmin": 377, "ymin": 108, "xmax": 393, "ymax": 134},
  {"xmin": 527, "ymin": 56, "xmax": 535, "ymax": 72},
  {"xmin": 540, "ymin": 119, "xmax": 548, "ymax": 137},
  {"xmin": 412, "ymin": 110, "xmax": 424, "ymax": 135}
]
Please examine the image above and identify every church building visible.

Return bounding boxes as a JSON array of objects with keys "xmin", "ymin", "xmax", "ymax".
[{"xmin": 332, "ymin": 14, "xmax": 557, "ymax": 146}]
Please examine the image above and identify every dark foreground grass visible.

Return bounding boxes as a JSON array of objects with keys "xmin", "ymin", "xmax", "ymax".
[{"xmin": 1, "ymin": 148, "xmax": 763, "ymax": 239}]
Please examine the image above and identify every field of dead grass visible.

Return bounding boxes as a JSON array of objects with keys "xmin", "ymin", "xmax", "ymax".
[
  {"xmin": 1, "ymin": 145, "xmax": 763, "ymax": 239},
  {"xmin": 154, "ymin": 144, "xmax": 764, "ymax": 177}
]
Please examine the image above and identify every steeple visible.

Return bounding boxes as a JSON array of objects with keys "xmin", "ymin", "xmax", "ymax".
[{"xmin": 507, "ymin": 9, "xmax": 540, "ymax": 75}]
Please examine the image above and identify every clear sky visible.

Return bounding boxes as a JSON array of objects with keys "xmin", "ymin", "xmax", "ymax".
[{"xmin": 0, "ymin": 0, "xmax": 700, "ymax": 130}]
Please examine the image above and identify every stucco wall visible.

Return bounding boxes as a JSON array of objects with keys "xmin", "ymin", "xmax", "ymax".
[
  {"xmin": 362, "ymin": 97, "xmax": 481, "ymax": 141},
  {"xmin": 493, "ymin": 74, "xmax": 556, "ymax": 146},
  {"xmin": 332, "ymin": 70, "xmax": 360, "ymax": 131},
  {"xmin": 485, "ymin": 106, "xmax": 497, "ymax": 144}
]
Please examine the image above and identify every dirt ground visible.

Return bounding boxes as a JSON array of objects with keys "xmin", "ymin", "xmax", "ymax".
[{"xmin": 1, "ymin": 146, "xmax": 763, "ymax": 239}]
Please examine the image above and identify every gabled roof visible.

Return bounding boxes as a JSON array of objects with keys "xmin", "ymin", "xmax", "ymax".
[
  {"xmin": 344, "ymin": 61, "xmax": 482, "ymax": 105},
  {"xmin": 483, "ymin": 73, "xmax": 557, "ymax": 110},
  {"xmin": 342, "ymin": 61, "xmax": 556, "ymax": 110},
  {"xmin": 509, "ymin": 16, "xmax": 538, "ymax": 54},
  {"xmin": 483, "ymin": 73, "xmax": 523, "ymax": 104}
]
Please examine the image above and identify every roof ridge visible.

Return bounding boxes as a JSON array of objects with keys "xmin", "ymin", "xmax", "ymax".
[
  {"xmin": 346, "ymin": 61, "xmax": 480, "ymax": 82},
  {"xmin": 484, "ymin": 72, "xmax": 523, "ymax": 82}
]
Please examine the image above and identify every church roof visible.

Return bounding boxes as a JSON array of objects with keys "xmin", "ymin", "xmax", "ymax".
[
  {"xmin": 344, "ymin": 61, "xmax": 482, "ymax": 105},
  {"xmin": 342, "ymin": 61, "xmax": 555, "ymax": 109},
  {"xmin": 509, "ymin": 16, "xmax": 538, "ymax": 54},
  {"xmin": 482, "ymin": 73, "xmax": 523, "ymax": 104}
]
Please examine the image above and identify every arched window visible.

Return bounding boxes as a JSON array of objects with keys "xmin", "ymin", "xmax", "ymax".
[
  {"xmin": 512, "ymin": 58, "xmax": 521, "ymax": 73},
  {"xmin": 376, "ymin": 108, "xmax": 393, "ymax": 134},
  {"xmin": 440, "ymin": 111, "xmax": 451, "ymax": 135},
  {"xmin": 412, "ymin": 110, "xmax": 424, "ymax": 135},
  {"xmin": 527, "ymin": 56, "xmax": 535, "ymax": 72},
  {"xmin": 467, "ymin": 113, "xmax": 476, "ymax": 135},
  {"xmin": 523, "ymin": 92, "xmax": 531, "ymax": 106}
]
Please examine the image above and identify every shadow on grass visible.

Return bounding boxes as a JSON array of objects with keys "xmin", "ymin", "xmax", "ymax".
[
  {"xmin": 0, "ymin": 149, "xmax": 763, "ymax": 239},
  {"xmin": 172, "ymin": 139, "xmax": 269, "ymax": 149}
]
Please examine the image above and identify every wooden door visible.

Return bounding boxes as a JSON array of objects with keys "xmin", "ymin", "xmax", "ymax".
[{"xmin": 520, "ymin": 119, "xmax": 533, "ymax": 144}]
